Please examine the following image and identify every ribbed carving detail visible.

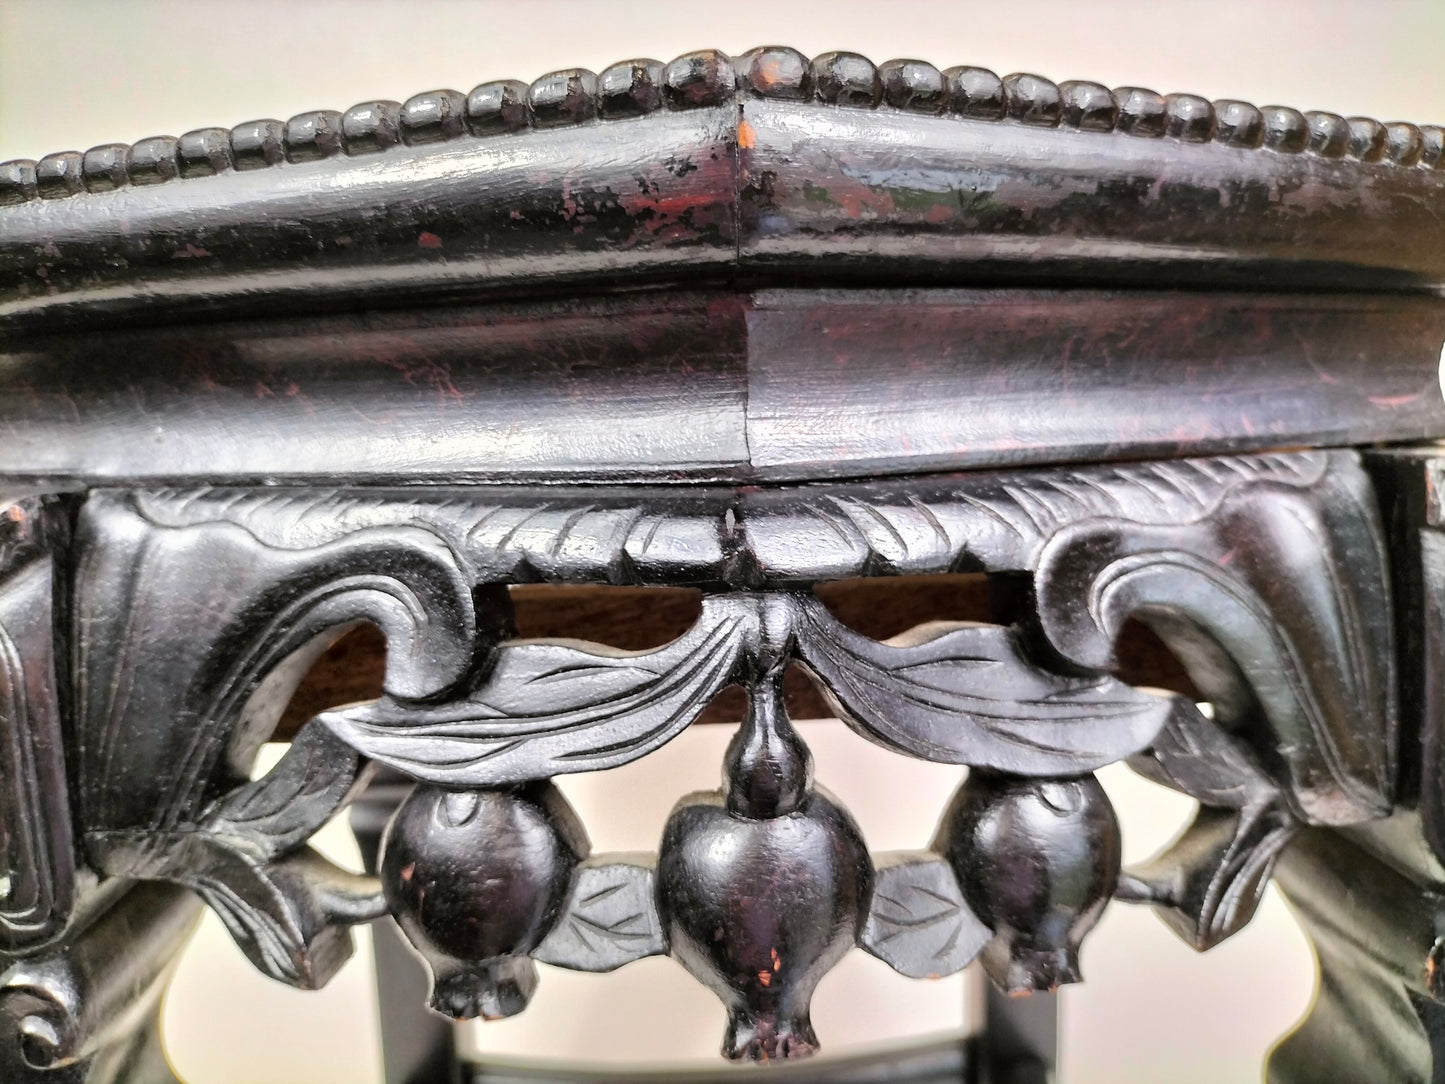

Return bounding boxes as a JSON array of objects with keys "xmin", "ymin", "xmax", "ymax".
[{"xmin": 5, "ymin": 46, "xmax": 1441, "ymax": 205}]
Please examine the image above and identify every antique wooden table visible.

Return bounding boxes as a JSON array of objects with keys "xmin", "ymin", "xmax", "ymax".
[{"xmin": 1, "ymin": 46, "xmax": 1444, "ymax": 1083}]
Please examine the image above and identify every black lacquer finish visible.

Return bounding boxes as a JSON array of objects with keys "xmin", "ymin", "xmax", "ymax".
[
  {"xmin": 2, "ymin": 288, "xmax": 1442, "ymax": 485},
  {"xmin": 0, "ymin": 446, "xmax": 1386, "ymax": 1074},
  {"xmin": 937, "ymin": 772, "xmax": 1120, "ymax": 995},
  {"xmin": 382, "ymin": 782, "xmax": 588, "ymax": 1021},
  {"xmin": 5, "ymin": 48, "xmax": 1445, "ymax": 328},
  {"xmin": 0, "ymin": 494, "xmax": 73, "ymax": 953},
  {"xmin": 2, "ymin": 39, "xmax": 1443, "ymax": 1084}
]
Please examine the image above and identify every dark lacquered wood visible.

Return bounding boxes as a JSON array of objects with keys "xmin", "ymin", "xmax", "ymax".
[
  {"xmin": 0, "ymin": 493, "xmax": 72, "ymax": 953},
  {"xmin": 0, "ymin": 105, "xmax": 739, "ymax": 330},
  {"xmin": 2, "ymin": 40, "xmax": 1443, "ymax": 1084},
  {"xmin": 0, "ymin": 292, "xmax": 751, "ymax": 484},
  {"xmin": 936, "ymin": 771, "xmax": 1120, "ymax": 994},
  {"xmin": 738, "ymin": 97, "xmax": 1445, "ymax": 292},
  {"xmin": 0, "ymin": 288, "xmax": 1442, "ymax": 485},
  {"xmin": 745, "ymin": 288, "xmax": 1445, "ymax": 480},
  {"xmin": 0, "ymin": 448, "xmax": 1380, "ymax": 1073},
  {"xmin": 5, "ymin": 48, "xmax": 1445, "ymax": 329},
  {"xmin": 382, "ymin": 782, "xmax": 588, "ymax": 1021},
  {"xmin": 457, "ymin": 1035, "xmax": 971, "ymax": 1082},
  {"xmin": 1269, "ymin": 819, "xmax": 1445, "ymax": 1084}
]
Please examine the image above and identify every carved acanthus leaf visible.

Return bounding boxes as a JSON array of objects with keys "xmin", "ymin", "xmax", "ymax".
[
  {"xmin": 189, "ymin": 846, "xmax": 384, "ymax": 990},
  {"xmin": 859, "ymin": 852, "xmax": 989, "ymax": 979},
  {"xmin": 1128, "ymin": 698, "xmax": 1279, "ymax": 810},
  {"xmin": 320, "ymin": 595, "xmax": 757, "ymax": 784},
  {"xmin": 85, "ymin": 719, "xmax": 385, "ymax": 990},
  {"xmin": 201, "ymin": 723, "xmax": 376, "ymax": 860},
  {"xmin": 531, "ymin": 854, "xmax": 667, "ymax": 972},
  {"xmin": 75, "ymin": 492, "xmax": 480, "ymax": 845},
  {"xmin": 1034, "ymin": 457, "xmax": 1396, "ymax": 825},
  {"xmin": 791, "ymin": 596, "xmax": 1170, "ymax": 774},
  {"xmin": 1119, "ymin": 804, "xmax": 1299, "ymax": 952},
  {"xmin": 1118, "ymin": 698, "xmax": 1300, "ymax": 950}
]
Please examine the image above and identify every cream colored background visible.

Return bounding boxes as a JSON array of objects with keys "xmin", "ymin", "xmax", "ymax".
[{"xmin": 3, "ymin": 1, "xmax": 1439, "ymax": 1080}]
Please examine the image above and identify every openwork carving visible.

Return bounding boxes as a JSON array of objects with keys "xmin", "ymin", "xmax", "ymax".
[
  {"xmin": 0, "ymin": 493, "xmax": 73, "ymax": 953},
  {"xmin": 16, "ymin": 448, "xmax": 1383, "ymax": 1064},
  {"xmin": 2, "ymin": 24, "xmax": 1443, "ymax": 1080}
]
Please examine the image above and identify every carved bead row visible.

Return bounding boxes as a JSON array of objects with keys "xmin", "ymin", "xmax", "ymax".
[
  {"xmin": 3, "ymin": 45, "xmax": 1442, "ymax": 206},
  {"xmin": 760, "ymin": 49, "xmax": 1442, "ymax": 168},
  {"xmin": 0, "ymin": 49, "xmax": 731, "ymax": 206}
]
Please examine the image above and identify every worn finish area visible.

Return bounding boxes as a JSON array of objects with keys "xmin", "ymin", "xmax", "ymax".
[
  {"xmin": 3, "ymin": 42, "xmax": 1445, "ymax": 1084},
  {"xmin": 6, "ymin": 49, "xmax": 1445, "ymax": 326},
  {"xmin": 2, "ymin": 288, "xmax": 1444, "ymax": 484}
]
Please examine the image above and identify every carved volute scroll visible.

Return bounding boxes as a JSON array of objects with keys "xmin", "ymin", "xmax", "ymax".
[
  {"xmin": 0, "ymin": 492, "xmax": 73, "ymax": 953},
  {"xmin": 37, "ymin": 447, "xmax": 1394, "ymax": 1066}
]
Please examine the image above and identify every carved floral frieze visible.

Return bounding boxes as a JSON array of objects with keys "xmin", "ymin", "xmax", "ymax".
[{"xmin": 0, "ymin": 449, "xmax": 1398, "ymax": 1064}]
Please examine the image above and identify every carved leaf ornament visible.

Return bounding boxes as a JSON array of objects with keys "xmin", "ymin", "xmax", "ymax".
[
  {"xmin": 320, "ymin": 592, "xmax": 1172, "ymax": 783},
  {"xmin": 792, "ymin": 598, "xmax": 1172, "ymax": 774},
  {"xmin": 52, "ymin": 451, "xmax": 1400, "ymax": 1061},
  {"xmin": 321, "ymin": 595, "xmax": 758, "ymax": 784}
]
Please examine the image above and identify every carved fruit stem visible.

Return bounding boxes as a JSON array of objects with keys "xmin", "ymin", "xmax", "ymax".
[{"xmin": 724, "ymin": 666, "xmax": 813, "ymax": 819}]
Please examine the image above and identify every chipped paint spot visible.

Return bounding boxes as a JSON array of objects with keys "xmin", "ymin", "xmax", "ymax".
[
  {"xmin": 1368, "ymin": 392, "xmax": 1422, "ymax": 409},
  {"xmin": 1428, "ymin": 938, "xmax": 1445, "ymax": 999},
  {"xmin": 737, "ymin": 118, "xmax": 756, "ymax": 150},
  {"xmin": 418, "ymin": 231, "xmax": 442, "ymax": 249}
]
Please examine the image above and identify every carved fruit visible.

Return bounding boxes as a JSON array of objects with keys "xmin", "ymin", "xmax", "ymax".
[
  {"xmin": 657, "ymin": 667, "xmax": 872, "ymax": 1062},
  {"xmin": 935, "ymin": 769, "xmax": 1120, "ymax": 994},
  {"xmin": 380, "ymin": 781, "xmax": 588, "ymax": 1020}
]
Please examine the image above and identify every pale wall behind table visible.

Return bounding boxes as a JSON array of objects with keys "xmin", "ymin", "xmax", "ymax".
[{"xmin": 4, "ymin": 1, "xmax": 1437, "ymax": 1080}]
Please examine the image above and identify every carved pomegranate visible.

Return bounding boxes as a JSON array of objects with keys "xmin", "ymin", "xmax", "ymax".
[
  {"xmin": 380, "ymin": 781, "xmax": 588, "ymax": 1020},
  {"xmin": 936, "ymin": 769, "xmax": 1120, "ymax": 994},
  {"xmin": 657, "ymin": 667, "xmax": 872, "ymax": 1062}
]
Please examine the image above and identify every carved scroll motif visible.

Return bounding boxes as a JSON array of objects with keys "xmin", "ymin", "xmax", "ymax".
[
  {"xmin": 0, "ymin": 494, "xmax": 72, "ymax": 953},
  {"xmin": 71, "ymin": 491, "xmax": 479, "ymax": 988},
  {"xmin": 51, "ymin": 450, "xmax": 1395, "ymax": 1062}
]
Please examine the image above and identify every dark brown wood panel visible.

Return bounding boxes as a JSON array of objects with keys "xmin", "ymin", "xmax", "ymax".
[{"xmin": 2, "ymin": 288, "xmax": 1442, "ymax": 485}]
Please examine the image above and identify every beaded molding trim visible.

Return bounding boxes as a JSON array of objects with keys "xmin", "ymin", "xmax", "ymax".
[{"xmin": 2, "ymin": 46, "xmax": 1442, "ymax": 206}]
